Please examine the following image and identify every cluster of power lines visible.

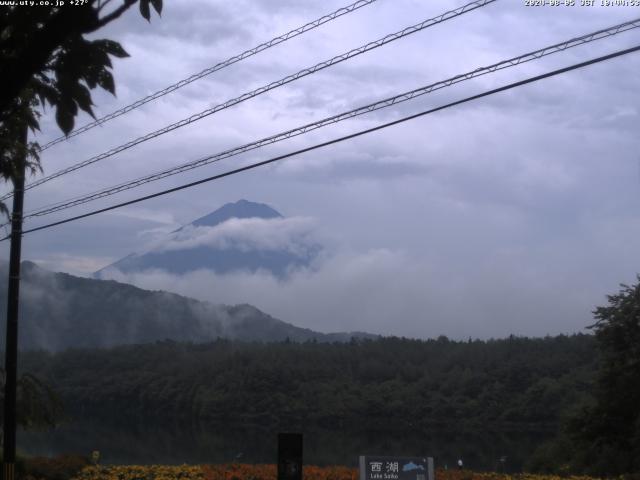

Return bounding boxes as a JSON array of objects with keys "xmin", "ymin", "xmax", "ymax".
[{"xmin": 2, "ymin": 0, "xmax": 640, "ymax": 240}]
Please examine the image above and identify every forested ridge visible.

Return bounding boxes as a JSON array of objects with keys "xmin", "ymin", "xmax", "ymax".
[
  {"xmin": 19, "ymin": 334, "xmax": 596, "ymax": 431},
  {"xmin": 0, "ymin": 262, "xmax": 375, "ymax": 350}
]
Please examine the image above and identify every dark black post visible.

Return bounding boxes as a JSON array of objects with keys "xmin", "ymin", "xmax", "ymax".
[
  {"xmin": 278, "ymin": 433, "xmax": 303, "ymax": 480},
  {"xmin": 2, "ymin": 124, "xmax": 27, "ymax": 480}
]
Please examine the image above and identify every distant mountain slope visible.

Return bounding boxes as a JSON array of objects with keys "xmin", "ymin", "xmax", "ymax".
[
  {"xmin": 95, "ymin": 199, "xmax": 319, "ymax": 278},
  {"xmin": 0, "ymin": 262, "xmax": 376, "ymax": 351},
  {"xmin": 187, "ymin": 199, "xmax": 281, "ymax": 228}
]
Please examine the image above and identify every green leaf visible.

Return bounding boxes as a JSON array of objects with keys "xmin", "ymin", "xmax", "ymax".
[
  {"xmin": 97, "ymin": 71, "xmax": 115, "ymax": 95},
  {"xmin": 84, "ymin": 68, "xmax": 99, "ymax": 89},
  {"xmin": 65, "ymin": 97, "xmax": 78, "ymax": 117},
  {"xmin": 87, "ymin": 45, "xmax": 112, "ymax": 69},
  {"xmin": 33, "ymin": 79, "xmax": 58, "ymax": 108},
  {"xmin": 25, "ymin": 111, "xmax": 40, "ymax": 132},
  {"xmin": 55, "ymin": 105, "xmax": 74, "ymax": 135},
  {"xmin": 98, "ymin": 39, "xmax": 129, "ymax": 59},
  {"xmin": 150, "ymin": 0, "xmax": 162, "ymax": 15},
  {"xmin": 139, "ymin": 0, "xmax": 151, "ymax": 21},
  {"xmin": 73, "ymin": 83, "xmax": 95, "ymax": 118}
]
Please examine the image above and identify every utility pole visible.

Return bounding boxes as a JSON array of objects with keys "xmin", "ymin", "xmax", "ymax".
[{"xmin": 2, "ymin": 123, "xmax": 27, "ymax": 480}]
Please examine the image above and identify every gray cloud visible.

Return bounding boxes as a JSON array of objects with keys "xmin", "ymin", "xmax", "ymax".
[
  {"xmin": 99, "ymin": 244, "xmax": 617, "ymax": 340},
  {"xmin": 144, "ymin": 216, "xmax": 318, "ymax": 255},
  {"xmin": 2, "ymin": 0, "xmax": 639, "ymax": 339}
]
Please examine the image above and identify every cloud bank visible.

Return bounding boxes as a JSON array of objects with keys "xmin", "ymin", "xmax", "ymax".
[
  {"xmin": 100, "ymin": 243, "xmax": 610, "ymax": 340},
  {"xmin": 2, "ymin": 0, "xmax": 638, "ymax": 340},
  {"xmin": 149, "ymin": 216, "xmax": 318, "ymax": 256}
]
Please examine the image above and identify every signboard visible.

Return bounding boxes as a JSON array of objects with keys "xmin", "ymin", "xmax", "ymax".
[
  {"xmin": 359, "ymin": 456, "xmax": 434, "ymax": 480},
  {"xmin": 278, "ymin": 433, "xmax": 303, "ymax": 480}
]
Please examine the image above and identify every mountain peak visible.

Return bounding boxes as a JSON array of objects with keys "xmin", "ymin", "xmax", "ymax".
[
  {"xmin": 95, "ymin": 200, "xmax": 309, "ymax": 278},
  {"xmin": 190, "ymin": 199, "xmax": 282, "ymax": 228}
]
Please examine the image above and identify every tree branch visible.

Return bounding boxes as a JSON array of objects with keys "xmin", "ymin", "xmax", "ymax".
[
  {"xmin": 96, "ymin": 0, "xmax": 137, "ymax": 28},
  {"xmin": 0, "ymin": 1, "xmax": 119, "ymax": 119},
  {"xmin": 97, "ymin": 0, "xmax": 116, "ymax": 13},
  {"xmin": 0, "ymin": 8, "xmax": 92, "ymax": 109}
]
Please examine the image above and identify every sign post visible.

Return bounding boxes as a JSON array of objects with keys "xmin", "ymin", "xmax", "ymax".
[
  {"xmin": 359, "ymin": 456, "xmax": 434, "ymax": 480},
  {"xmin": 278, "ymin": 433, "xmax": 303, "ymax": 480}
]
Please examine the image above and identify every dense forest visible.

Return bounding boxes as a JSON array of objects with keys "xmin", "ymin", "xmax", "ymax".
[
  {"xmin": 19, "ymin": 335, "xmax": 596, "ymax": 431},
  {"xmin": 11, "ymin": 279, "xmax": 640, "ymax": 476}
]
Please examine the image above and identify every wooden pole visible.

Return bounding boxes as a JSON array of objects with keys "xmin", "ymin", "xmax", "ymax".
[{"xmin": 2, "ymin": 123, "xmax": 27, "ymax": 480}]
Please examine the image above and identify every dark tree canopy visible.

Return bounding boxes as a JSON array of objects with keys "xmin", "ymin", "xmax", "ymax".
[
  {"xmin": 0, "ymin": 0, "xmax": 162, "ymax": 191},
  {"xmin": 19, "ymin": 335, "xmax": 597, "ymax": 433},
  {"xmin": 0, "ymin": 371, "xmax": 63, "ymax": 430},
  {"xmin": 547, "ymin": 278, "xmax": 640, "ymax": 476},
  {"xmin": 0, "ymin": 0, "xmax": 162, "ymax": 127},
  {"xmin": 540, "ymin": 276, "xmax": 640, "ymax": 476}
]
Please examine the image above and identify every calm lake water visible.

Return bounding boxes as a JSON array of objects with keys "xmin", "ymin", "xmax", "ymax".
[{"xmin": 18, "ymin": 419, "xmax": 551, "ymax": 472}]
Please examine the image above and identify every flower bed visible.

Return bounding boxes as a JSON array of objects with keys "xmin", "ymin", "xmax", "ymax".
[{"xmin": 19, "ymin": 462, "xmax": 602, "ymax": 480}]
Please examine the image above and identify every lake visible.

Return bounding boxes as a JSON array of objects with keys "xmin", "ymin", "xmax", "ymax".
[{"xmin": 18, "ymin": 418, "xmax": 552, "ymax": 472}]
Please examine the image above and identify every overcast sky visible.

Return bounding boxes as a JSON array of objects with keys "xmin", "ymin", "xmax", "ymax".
[{"xmin": 2, "ymin": 0, "xmax": 639, "ymax": 339}]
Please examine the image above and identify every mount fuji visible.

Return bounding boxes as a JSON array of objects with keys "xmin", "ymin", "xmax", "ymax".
[{"xmin": 94, "ymin": 200, "xmax": 320, "ymax": 278}]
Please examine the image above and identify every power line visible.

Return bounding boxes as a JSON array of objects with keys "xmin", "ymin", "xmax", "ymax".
[
  {"xmin": 6, "ymin": 44, "xmax": 638, "ymax": 242},
  {"xmin": 3, "ymin": 0, "xmax": 495, "ymax": 201},
  {"xmin": 38, "ymin": 0, "xmax": 381, "ymax": 152},
  {"xmin": 21, "ymin": 16, "xmax": 640, "ymax": 220}
]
